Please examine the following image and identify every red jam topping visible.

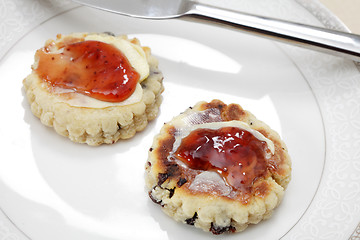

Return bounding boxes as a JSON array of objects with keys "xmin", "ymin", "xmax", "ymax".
[
  {"xmin": 175, "ymin": 127, "xmax": 269, "ymax": 192},
  {"xmin": 35, "ymin": 40, "xmax": 140, "ymax": 102}
]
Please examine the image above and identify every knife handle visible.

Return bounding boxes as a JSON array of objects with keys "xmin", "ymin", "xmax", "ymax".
[{"xmin": 187, "ymin": 3, "xmax": 360, "ymax": 62}]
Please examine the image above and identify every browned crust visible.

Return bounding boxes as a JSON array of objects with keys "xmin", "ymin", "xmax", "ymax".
[{"xmin": 145, "ymin": 99, "xmax": 291, "ymax": 234}]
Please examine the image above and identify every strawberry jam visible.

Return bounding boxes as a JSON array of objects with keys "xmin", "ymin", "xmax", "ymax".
[
  {"xmin": 175, "ymin": 127, "xmax": 269, "ymax": 192},
  {"xmin": 35, "ymin": 40, "xmax": 140, "ymax": 102}
]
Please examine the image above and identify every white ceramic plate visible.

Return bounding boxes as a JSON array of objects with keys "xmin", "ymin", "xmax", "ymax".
[{"xmin": 0, "ymin": 0, "xmax": 359, "ymax": 239}]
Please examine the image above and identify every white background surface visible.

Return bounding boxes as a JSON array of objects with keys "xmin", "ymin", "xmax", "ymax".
[{"xmin": 319, "ymin": 0, "xmax": 360, "ymax": 34}]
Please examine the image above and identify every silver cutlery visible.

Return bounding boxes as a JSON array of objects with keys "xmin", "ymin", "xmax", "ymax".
[{"xmin": 72, "ymin": 0, "xmax": 360, "ymax": 62}]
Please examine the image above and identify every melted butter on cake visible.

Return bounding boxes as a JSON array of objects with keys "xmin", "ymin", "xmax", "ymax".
[
  {"xmin": 167, "ymin": 109, "xmax": 275, "ymax": 196},
  {"xmin": 51, "ymin": 83, "xmax": 143, "ymax": 108},
  {"xmin": 33, "ymin": 33, "xmax": 150, "ymax": 108},
  {"xmin": 169, "ymin": 109, "xmax": 275, "ymax": 155}
]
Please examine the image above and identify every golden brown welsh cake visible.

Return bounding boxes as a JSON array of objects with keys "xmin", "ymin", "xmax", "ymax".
[
  {"xmin": 145, "ymin": 100, "xmax": 291, "ymax": 234},
  {"xmin": 23, "ymin": 32, "xmax": 164, "ymax": 145}
]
